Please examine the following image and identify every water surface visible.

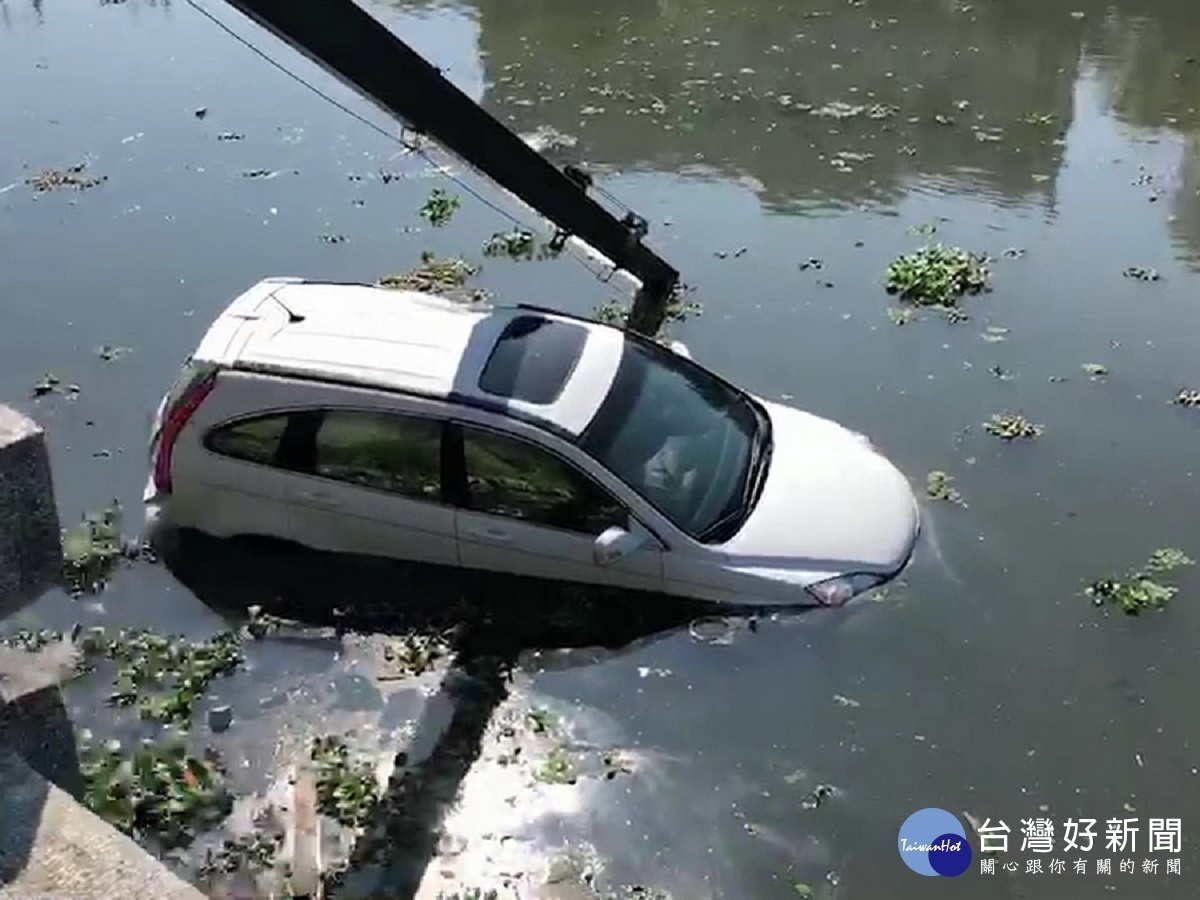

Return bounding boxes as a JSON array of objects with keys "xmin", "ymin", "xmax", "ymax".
[{"xmin": 4, "ymin": 0, "xmax": 1200, "ymax": 896}]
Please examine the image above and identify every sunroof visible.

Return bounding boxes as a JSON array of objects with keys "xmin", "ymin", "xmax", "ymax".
[{"xmin": 478, "ymin": 315, "xmax": 588, "ymax": 405}]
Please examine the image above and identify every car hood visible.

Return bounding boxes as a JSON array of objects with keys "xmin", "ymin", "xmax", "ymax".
[{"xmin": 718, "ymin": 400, "xmax": 919, "ymax": 572}]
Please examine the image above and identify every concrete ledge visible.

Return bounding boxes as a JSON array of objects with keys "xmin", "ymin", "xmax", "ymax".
[
  {"xmin": 0, "ymin": 404, "xmax": 61, "ymax": 614},
  {"xmin": 0, "ymin": 746, "xmax": 205, "ymax": 899}
]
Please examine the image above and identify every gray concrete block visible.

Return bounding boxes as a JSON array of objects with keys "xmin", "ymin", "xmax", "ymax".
[{"xmin": 0, "ymin": 405, "xmax": 61, "ymax": 614}]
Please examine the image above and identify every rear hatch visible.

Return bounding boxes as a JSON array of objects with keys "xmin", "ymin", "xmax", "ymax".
[{"xmin": 146, "ymin": 278, "xmax": 299, "ymax": 496}]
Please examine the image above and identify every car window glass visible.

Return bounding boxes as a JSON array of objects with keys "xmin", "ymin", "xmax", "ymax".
[
  {"xmin": 478, "ymin": 316, "xmax": 588, "ymax": 405},
  {"xmin": 314, "ymin": 410, "xmax": 441, "ymax": 501},
  {"xmin": 206, "ymin": 415, "xmax": 289, "ymax": 466},
  {"xmin": 463, "ymin": 428, "xmax": 626, "ymax": 534}
]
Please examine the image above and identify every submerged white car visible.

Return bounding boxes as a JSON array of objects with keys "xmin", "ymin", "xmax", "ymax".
[{"xmin": 145, "ymin": 278, "xmax": 919, "ymax": 607}]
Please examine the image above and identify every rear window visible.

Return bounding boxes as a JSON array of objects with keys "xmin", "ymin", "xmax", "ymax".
[
  {"xmin": 205, "ymin": 414, "xmax": 290, "ymax": 466},
  {"xmin": 478, "ymin": 315, "xmax": 587, "ymax": 405}
]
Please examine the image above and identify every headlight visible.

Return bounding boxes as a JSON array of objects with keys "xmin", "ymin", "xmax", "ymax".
[{"xmin": 806, "ymin": 572, "xmax": 887, "ymax": 606}]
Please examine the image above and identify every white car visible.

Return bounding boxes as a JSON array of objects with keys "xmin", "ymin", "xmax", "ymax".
[{"xmin": 145, "ymin": 278, "xmax": 919, "ymax": 608}]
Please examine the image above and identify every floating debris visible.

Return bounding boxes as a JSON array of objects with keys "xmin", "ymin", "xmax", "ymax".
[
  {"xmin": 319, "ymin": 233, "xmax": 347, "ymax": 244},
  {"xmin": 27, "ymin": 163, "xmax": 106, "ymax": 192},
  {"xmin": 418, "ymin": 187, "xmax": 460, "ymax": 227},
  {"xmin": 799, "ymin": 783, "xmax": 837, "ymax": 810},
  {"xmin": 198, "ymin": 830, "xmax": 281, "ymax": 879},
  {"xmin": 798, "ymin": 257, "xmax": 824, "ymax": 271},
  {"xmin": 1175, "ymin": 389, "xmax": 1200, "ymax": 408},
  {"xmin": 526, "ymin": 707, "xmax": 560, "ymax": 734},
  {"xmin": 926, "ymin": 471, "xmax": 965, "ymax": 505},
  {"xmin": 887, "ymin": 307, "xmax": 915, "ymax": 326},
  {"xmin": 32, "ymin": 372, "xmax": 79, "ymax": 398},
  {"xmin": 810, "ymin": 101, "xmax": 897, "ymax": 120},
  {"xmin": 1123, "ymin": 266, "xmax": 1161, "ymax": 282},
  {"xmin": 378, "ymin": 630, "xmax": 450, "ymax": 679},
  {"xmin": 482, "ymin": 228, "xmax": 548, "ymax": 261},
  {"xmin": 520, "ymin": 124, "xmax": 578, "ymax": 153},
  {"xmin": 983, "ymin": 413, "xmax": 1043, "ymax": 440},
  {"xmin": 216, "ymin": 132, "xmax": 244, "ymax": 142},
  {"xmin": 1082, "ymin": 363, "xmax": 1109, "ymax": 379},
  {"xmin": 981, "ymin": 325, "xmax": 1009, "ymax": 343},
  {"xmin": 194, "ymin": 107, "xmax": 208, "ymax": 119},
  {"xmin": 95, "ymin": 344, "xmax": 132, "ymax": 362},
  {"xmin": 832, "ymin": 694, "xmax": 860, "ymax": 708},
  {"xmin": 1086, "ymin": 549, "xmax": 1194, "ymax": 615},
  {"xmin": 379, "ymin": 250, "xmax": 484, "ymax": 301},
  {"xmin": 1020, "ymin": 112, "xmax": 1056, "ymax": 126}
]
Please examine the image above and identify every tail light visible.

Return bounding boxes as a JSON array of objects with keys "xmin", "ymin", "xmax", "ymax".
[{"xmin": 152, "ymin": 371, "xmax": 217, "ymax": 493}]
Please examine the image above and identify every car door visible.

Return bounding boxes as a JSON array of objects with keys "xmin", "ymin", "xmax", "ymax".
[
  {"xmin": 187, "ymin": 408, "xmax": 304, "ymax": 541},
  {"xmin": 452, "ymin": 423, "xmax": 664, "ymax": 593},
  {"xmin": 280, "ymin": 407, "xmax": 459, "ymax": 567}
]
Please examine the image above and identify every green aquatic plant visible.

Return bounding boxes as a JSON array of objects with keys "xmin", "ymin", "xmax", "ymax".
[
  {"xmin": 481, "ymin": 228, "xmax": 561, "ymax": 261},
  {"xmin": 62, "ymin": 501, "xmax": 128, "ymax": 595},
  {"xmin": 1086, "ymin": 549, "xmax": 1194, "ymax": 615},
  {"xmin": 102, "ymin": 628, "xmax": 243, "ymax": 727},
  {"xmin": 590, "ymin": 288, "xmax": 702, "ymax": 333},
  {"xmin": 886, "ymin": 243, "xmax": 991, "ymax": 307},
  {"xmin": 536, "ymin": 744, "xmax": 577, "ymax": 785},
  {"xmin": 419, "ymin": 187, "xmax": 461, "ymax": 227},
  {"xmin": 926, "ymin": 471, "xmax": 964, "ymax": 505},
  {"xmin": 379, "ymin": 630, "xmax": 450, "ymax": 679},
  {"xmin": 379, "ymin": 251, "xmax": 486, "ymax": 301},
  {"xmin": 79, "ymin": 735, "xmax": 232, "ymax": 849},
  {"xmin": 310, "ymin": 736, "xmax": 379, "ymax": 829},
  {"xmin": 198, "ymin": 830, "xmax": 282, "ymax": 877},
  {"xmin": 983, "ymin": 413, "xmax": 1043, "ymax": 440}
]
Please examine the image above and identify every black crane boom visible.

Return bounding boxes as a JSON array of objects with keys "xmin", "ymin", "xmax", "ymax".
[{"xmin": 219, "ymin": 0, "xmax": 680, "ymax": 335}]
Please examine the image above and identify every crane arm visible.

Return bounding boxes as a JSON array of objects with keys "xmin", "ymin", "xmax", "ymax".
[{"xmin": 218, "ymin": 0, "xmax": 680, "ymax": 334}]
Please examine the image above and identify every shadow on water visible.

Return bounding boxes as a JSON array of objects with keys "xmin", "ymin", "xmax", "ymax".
[{"xmin": 162, "ymin": 528, "xmax": 771, "ymax": 896}]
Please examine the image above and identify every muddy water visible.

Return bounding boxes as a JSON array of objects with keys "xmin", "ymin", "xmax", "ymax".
[{"xmin": 4, "ymin": 0, "xmax": 1200, "ymax": 897}]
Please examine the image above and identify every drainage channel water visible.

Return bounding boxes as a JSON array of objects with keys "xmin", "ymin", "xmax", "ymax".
[{"xmin": 3, "ymin": 0, "xmax": 1200, "ymax": 897}]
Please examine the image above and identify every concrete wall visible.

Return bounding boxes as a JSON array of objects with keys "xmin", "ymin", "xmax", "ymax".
[
  {"xmin": 0, "ymin": 405, "xmax": 61, "ymax": 619},
  {"xmin": 0, "ymin": 404, "xmax": 61, "ymax": 615}
]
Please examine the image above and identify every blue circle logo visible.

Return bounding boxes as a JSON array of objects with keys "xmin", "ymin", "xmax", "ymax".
[{"xmin": 898, "ymin": 808, "xmax": 973, "ymax": 876}]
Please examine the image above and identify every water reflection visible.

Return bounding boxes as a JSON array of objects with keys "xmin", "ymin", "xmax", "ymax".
[
  {"xmin": 163, "ymin": 530, "xmax": 758, "ymax": 895},
  {"xmin": 1083, "ymin": 1, "xmax": 1200, "ymax": 267},
  {"xmin": 416, "ymin": 0, "xmax": 1085, "ymax": 213}
]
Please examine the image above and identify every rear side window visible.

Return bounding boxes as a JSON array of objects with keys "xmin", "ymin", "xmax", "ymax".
[
  {"xmin": 478, "ymin": 315, "xmax": 587, "ymax": 405},
  {"xmin": 205, "ymin": 414, "xmax": 290, "ymax": 466},
  {"xmin": 314, "ymin": 410, "xmax": 442, "ymax": 501}
]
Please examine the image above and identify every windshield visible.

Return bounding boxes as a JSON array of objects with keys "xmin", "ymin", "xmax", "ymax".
[{"xmin": 578, "ymin": 337, "xmax": 766, "ymax": 543}]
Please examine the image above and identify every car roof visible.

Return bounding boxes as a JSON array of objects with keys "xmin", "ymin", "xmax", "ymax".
[{"xmin": 196, "ymin": 278, "xmax": 625, "ymax": 436}]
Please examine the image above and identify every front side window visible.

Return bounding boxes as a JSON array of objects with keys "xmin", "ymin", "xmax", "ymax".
[
  {"xmin": 462, "ymin": 427, "xmax": 626, "ymax": 534},
  {"xmin": 579, "ymin": 337, "xmax": 765, "ymax": 542},
  {"xmin": 205, "ymin": 414, "xmax": 290, "ymax": 466},
  {"xmin": 314, "ymin": 410, "xmax": 442, "ymax": 501}
]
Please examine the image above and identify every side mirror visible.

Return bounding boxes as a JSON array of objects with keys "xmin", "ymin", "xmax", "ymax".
[{"xmin": 593, "ymin": 525, "xmax": 645, "ymax": 566}]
